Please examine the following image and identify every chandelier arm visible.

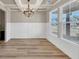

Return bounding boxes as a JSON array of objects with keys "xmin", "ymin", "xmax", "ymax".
[{"xmin": 23, "ymin": 0, "xmax": 34, "ymax": 17}]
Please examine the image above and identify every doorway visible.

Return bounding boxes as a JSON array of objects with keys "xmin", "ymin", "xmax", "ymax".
[{"xmin": 0, "ymin": 9, "xmax": 5, "ymax": 41}]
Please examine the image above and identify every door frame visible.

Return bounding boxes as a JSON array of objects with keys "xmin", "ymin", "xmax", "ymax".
[{"xmin": 0, "ymin": 3, "xmax": 10, "ymax": 42}]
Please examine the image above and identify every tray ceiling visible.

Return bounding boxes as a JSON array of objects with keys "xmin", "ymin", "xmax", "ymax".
[
  {"xmin": 0, "ymin": 0, "xmax": 16, "ymax": 4},
  {"xmin": 0, "ymin": 0, "xmax": 58, "ymax": 5},
  {"xmin": 0, "ymin": 0, "xmax": 61, "ymax": 11}
]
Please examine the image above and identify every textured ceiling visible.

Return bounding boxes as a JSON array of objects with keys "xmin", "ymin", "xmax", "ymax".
[{"xmin": 0, "ymin": 0, "xmax": 16, "ymax": 4}]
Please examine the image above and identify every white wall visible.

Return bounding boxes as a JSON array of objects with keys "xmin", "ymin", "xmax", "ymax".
[
  {"xmin": 10, "ymin": 11, "xmax": 48, "ymax": 23},
  {"xmin": 10, "ymin": 23, "xmax": 47, "ymax": 38},
  {"xmin": 9, "ymin": 11, "xmax": 48, "ymax": 39}
]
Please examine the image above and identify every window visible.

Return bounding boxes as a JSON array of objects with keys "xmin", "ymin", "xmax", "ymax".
[
  {"xmin": 63, "ymin": 1, "xmax": 79, "ymax": 41},
  {"xmin": 50, "ymin": 10, "xmax": 58, "ymax": 35}
]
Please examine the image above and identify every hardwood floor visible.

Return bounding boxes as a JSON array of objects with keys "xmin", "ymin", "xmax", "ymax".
[{"xmin": 0, "ymin": 38, "xmax": 70, "ymax": 59}]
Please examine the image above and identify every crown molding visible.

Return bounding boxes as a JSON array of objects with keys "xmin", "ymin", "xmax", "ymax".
[
  {"xmin": 0, "ymin": 0, "xmax": 61, "ymax": 12},
  {"xmin": 0, "ymin": 1, "xmax": 5, "ymax": 6}
]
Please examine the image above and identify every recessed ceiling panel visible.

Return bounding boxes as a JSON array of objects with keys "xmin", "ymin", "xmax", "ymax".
[
  {"xmin": 42, "ymin": 0, "xmax": 59, "ymax": 5},
  {"xmin": 51, "ymin": 0, "xmax": 58, "ymax": 4},
  {"xmin": 63, "ymin": 1, "xmax": 79, "ymax": 13},
  {"xmin": 21, "ymin": 0, "xmax": 36, "ymax": 4},
  {"xmin": 0, "ymin": 0, "xmax": 16, "ymax": 4}
]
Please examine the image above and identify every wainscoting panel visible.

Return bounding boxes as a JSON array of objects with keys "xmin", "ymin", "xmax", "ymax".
[{"xmin": 9, "ymin": 23, "xmax": 48, "ymax": 39}]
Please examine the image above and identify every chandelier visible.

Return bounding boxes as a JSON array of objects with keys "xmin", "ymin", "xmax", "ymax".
[{"xmin": 23, "ymin": 0, "xmax": 34, "ymax": 17}]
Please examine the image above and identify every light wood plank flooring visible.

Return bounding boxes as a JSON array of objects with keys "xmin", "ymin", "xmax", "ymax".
[{"xmin": 0, "ymin": 38, "xmax": 70, "ymax": 59}]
